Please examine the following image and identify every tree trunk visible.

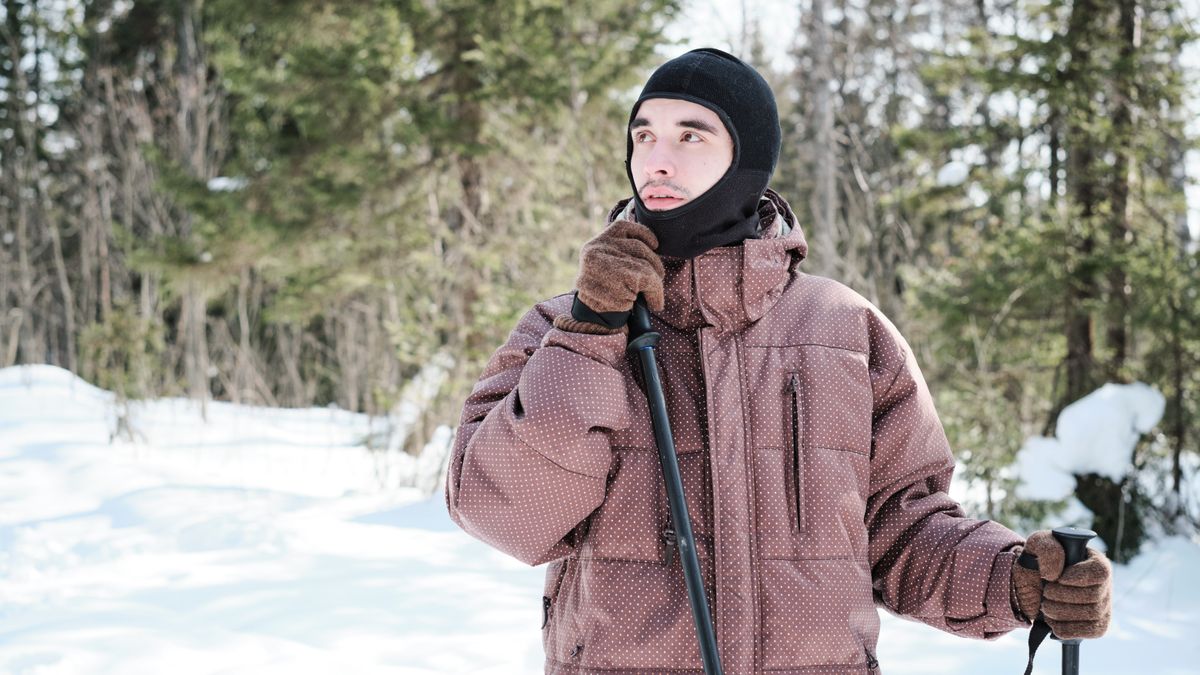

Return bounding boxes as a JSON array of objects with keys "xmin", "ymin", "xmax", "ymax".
[
  {"xmin": 440, "ymin": 13, "xmax": 486, "ymax": 361},
  {"xmin": 1169, "ymin": 292, "xmax": 1185, "ymax": 496},
  {"xmin": 5, "ymin": 0, "xmax": 39, "ymax": 365},
  {"xmin": 181, "ymin": 283, "xmax": 210, "ymax": 415},
  {"xmin": 808, "ymin": 0, "xmax": 837, "ymax": 280},
  {"xmin": 1059, "ymin": 0, "xmax": 1137, "ymax": 562},
  {"xmin": 1106, "ymin": 0, "xmax": 1137, "ymax": 375},
  {"xmin": 1062, "ymin": 0, "xmax": 1103, "ymax": 405},
  {"xmin": 233, "ymin": 268, "xmax": 255, "ymax": 405},
  {"xmin": 1074, "ymin": 472, "xmax": 1145, "ymax": 563},
  {"xmin": 277, "ymin": 323, "xmax": 307, "ymax": 408},
  {"xmin": 45, "ymin": 219, "xmax": 78, "ymax": 372},
  {"xmin": 1048, "ymin": 112, "xmax": 1060, "ymax": 206}
]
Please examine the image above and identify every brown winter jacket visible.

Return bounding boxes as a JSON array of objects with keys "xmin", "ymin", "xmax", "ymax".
[{"xmin": 446, "ymin": 192, "xmax": 1028, "ymax": 674}]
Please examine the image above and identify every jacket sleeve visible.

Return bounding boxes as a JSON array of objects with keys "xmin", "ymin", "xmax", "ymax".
[
  {"xmin": 445, "ymin": 296, "xmax": 631, "ymax": 566},
  {"xmin": 864, "ymin": 308, "xmax": 1029, "ymax": 639}
]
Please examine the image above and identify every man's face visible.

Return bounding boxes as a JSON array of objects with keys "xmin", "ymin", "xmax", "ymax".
[{"xmin": 629, "ymin": 98, "xmax": 734, "ymax": 211}]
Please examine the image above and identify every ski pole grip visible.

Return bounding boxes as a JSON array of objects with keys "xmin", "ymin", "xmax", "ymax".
[
  {"xmin": 626, "ymin": 294, "xmax": 659, "ymax": 351},
  {"xmin": 1049, "ymin": 526, "xmax": 1096, "ymax": 672},
  {"xmin": 630, "ymin": 293, "xmax": 653, "ymax": 336},
  {"xmin": 1052, "ymin": 526, "xmax": 1096, "ymax": 568}
]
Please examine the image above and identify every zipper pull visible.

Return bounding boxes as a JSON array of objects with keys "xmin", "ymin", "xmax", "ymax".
[
  {"xmin": 865, "ymin": 650, "xmax": 879, "ymax": 671},
  {"xmin": 662, "ymin": 527, "xmax": 677, "ymax": 567}
]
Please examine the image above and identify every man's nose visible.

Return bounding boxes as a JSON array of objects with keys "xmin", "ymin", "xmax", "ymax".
[{"xmin": 643, "ymin": 143, "xmax": 675, "ymax": 177}]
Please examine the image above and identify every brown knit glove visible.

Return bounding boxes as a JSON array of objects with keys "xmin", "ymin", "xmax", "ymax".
[
  {"xmin": 552, "ymin": 220, "xmax": 665, "ymax": 335},
  {"xmin": 1012, "ymin": 530, "xmax": 1113, "ymax": 639}
]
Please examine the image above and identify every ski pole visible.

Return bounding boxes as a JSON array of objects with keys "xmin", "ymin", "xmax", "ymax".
[
  {"xmin": 626, "ymin": 294, "xmax": 723, "ymax": 675},
  {"xmin": 1021, "ymin": 526, "xmax": 1097, "ymax": 675},
  {"xmin": 1051, "ymin": 527, "xmax": 1096, "ymax": 675}
]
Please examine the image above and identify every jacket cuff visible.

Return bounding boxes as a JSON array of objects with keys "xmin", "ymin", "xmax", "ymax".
[
  {"xmin": 989, "ymin": 548, "xmax": 1031, "ymax": 627},
  {"xmin": 543, "ymin": 318, "xmax": 630, "ymax": 370},
  {"xmin": 570, "ymin": 293, "xmax": 631, "ymax": 330},
  {"xmin": 552, "ymin": 313, "xmax": 627, "ymax": 336}
]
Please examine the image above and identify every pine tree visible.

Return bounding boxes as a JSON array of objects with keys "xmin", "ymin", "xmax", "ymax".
[
  {"xmin": 903, "ymin": 0, "xmax": 1200, "ymax": 559},
  {"xmin": 2, "ymin": 0, "xmax": 682, "ymax": 463}
]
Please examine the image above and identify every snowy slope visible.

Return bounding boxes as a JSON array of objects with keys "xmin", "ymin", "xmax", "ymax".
[{"xmin": 0, "ymin": 365, "xmax": 1196, "ymax": 674}]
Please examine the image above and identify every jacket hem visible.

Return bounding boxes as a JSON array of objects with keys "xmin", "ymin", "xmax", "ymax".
[{"xmin": 545, "ymin": 659, "xmax": 877, "ymax": 674}]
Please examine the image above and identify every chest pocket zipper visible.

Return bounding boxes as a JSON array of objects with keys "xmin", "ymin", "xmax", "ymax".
[{"xmin": 790, "ymin": 373, "xmax": 805, "ymax": 535}]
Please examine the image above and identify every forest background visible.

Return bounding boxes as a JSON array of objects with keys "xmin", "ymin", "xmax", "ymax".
[{"xmin": 2, "ymin": 0, "xmax": 1199, "ymax": 562}]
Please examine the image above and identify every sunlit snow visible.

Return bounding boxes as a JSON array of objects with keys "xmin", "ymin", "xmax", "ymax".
[
  {"xmin": 0, "ymin": 366, "xmax": 1194, "ymax": 674},
  {"xmin": 1015, "ymin": 382, "xmax": 1166, "ymax": 501}
]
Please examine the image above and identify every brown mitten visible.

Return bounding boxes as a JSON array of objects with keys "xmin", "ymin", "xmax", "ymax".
[
  {"xmin": 1012, "ymin": 530, "xmax": 1113, "ymax": 639},
  {"xmin": 552, "ymin": 220, "xmax": 665, "ymax": 335}
]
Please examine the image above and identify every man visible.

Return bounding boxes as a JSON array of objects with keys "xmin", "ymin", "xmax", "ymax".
[{"xmin": 445, "ymin": 48, "xmax": 1111, "ymax": 674}]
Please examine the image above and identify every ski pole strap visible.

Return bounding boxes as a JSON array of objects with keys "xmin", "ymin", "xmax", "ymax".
[
  {"xmin": 571, "ymin": 293, "xmax": 630, "ymax": 330},
  {"xmin": 1018, "ymin": 549, "xmax": 1046, "ymax": 675},
  {"xmin": 1023, "ymin": 617, "xmax": 1052, "ymax": 675}
]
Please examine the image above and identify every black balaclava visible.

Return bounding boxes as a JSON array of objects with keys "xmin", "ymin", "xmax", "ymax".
[{"xmin": 626, "ymin": 48, "xmax": 781, "ymax": 259}]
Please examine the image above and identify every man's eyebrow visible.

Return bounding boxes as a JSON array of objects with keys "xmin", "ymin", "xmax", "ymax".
[
  {"xmin": 677, "ymin": 119, "xmax": 720, "ymax": 135},
  {"xmin": 628, "ymin": 117, "xmax": 722, "ymax": 135}
]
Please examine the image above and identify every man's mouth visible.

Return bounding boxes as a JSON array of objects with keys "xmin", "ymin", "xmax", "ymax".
[
  {"xmin": 646, "ymin": 196, "xmax": 683, "ymax": 206},
  {"xmin": 642, "ymin": 189, "xmax": 686, "ymax": 208}
]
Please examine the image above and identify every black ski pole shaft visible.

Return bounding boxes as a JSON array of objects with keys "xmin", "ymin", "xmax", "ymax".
[
  {"xmin": 1052, "ymin": 526, "xmax": 1096, "ymax": 675},
  {"xmin": 626, "ymin": 294, "xmax": 723, "ymax": 675}
]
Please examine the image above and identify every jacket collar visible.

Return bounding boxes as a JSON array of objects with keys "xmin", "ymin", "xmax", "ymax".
[{"xmin": 607, "ymin": 189, "xmax": 808, "ymax": 333}]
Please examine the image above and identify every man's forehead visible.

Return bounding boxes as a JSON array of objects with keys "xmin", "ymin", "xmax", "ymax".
[{"xmin": 629, "ymin": 98, "xmax": 725, "ymax": 134}]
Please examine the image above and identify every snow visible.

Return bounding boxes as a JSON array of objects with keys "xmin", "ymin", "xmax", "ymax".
[
  {"xmin": 1015, "ymin": 382, "xmax": 1166, "ymax": 501},
  {"xmin": 1, "ymin": 365, "xmax": 1196, "ymax": 673},
  {"xmin": 936, "ymin": 160, "xmax": 970, "ymax": 187},
  {"xmin": 206, "ymin": 176, "xmax": 248, "ymax": 192}
]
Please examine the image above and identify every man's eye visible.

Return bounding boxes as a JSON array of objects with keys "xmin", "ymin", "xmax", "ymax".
[
  {"xmin": 682, "ymin": 132, "xmax": 702, "ymax": 143},
  {"xmin": 634, "ymin": 132, "xmax": 653, "ymax": 143}
]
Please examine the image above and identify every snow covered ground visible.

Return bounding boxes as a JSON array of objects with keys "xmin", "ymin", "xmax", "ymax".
[{"xmin": 0, "ymin": 364, "xmax": 1196, "ymax": 674}]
